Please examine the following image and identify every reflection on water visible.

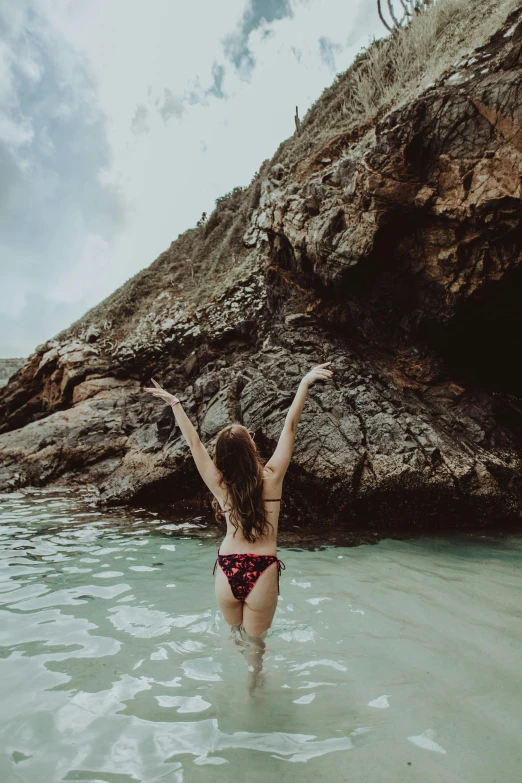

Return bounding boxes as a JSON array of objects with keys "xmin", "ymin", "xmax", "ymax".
[{"xmin": 1, "ymin": 488, "xmax": 522, "ymax": 782}]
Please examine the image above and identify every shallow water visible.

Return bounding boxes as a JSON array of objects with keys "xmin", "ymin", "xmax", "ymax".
[{"xmin": 1, "ymin": 489, "xmax": 521, "ymax": 783}]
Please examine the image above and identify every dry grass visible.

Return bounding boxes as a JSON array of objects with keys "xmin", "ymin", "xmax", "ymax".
[
  {"xmin": 350, "ymin": 0, "xmax": 519, "ymax": 115},
  {"xmin": 58, "ymin": 0, "xmax": 520, "ymax": 344},
  {"xmin": 58, "ymin": 165, "xmax": 269, "ymax": 343},
  {"xmin": 275, "ymin": 0, "xmax": 521, "ymax": 169},
  {"xmin": 348, "ymin": 0, "xmax": 465, "ymax": 116}
]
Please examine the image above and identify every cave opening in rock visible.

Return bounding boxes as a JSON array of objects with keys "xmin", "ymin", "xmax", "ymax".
[{"xmin": 419, "ymin": 262, "xmax": 522, "ymax": 398}]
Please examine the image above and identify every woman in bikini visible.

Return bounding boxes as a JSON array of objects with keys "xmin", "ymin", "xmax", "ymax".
[{"xmin": 143, "ymin": 361, "xmax": 334, "ymax": 639}]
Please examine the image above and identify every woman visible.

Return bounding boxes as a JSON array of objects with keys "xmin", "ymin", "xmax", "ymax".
[{"xmin": 143, "ymin": 361, "xmax": 334, "ymax": 638}]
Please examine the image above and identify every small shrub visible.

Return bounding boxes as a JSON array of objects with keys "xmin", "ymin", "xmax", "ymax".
[{"xmin": 215, "ymin": 186, "xmax": 245, "ymax": 209}]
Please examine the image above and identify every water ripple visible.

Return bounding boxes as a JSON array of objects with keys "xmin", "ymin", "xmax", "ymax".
[{"xmin": 0, "ymin": 488, "xmax": 521, "ymax": 782}]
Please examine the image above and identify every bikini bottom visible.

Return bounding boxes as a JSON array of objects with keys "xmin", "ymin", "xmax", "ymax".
[{"xmin": 213, "ymin": 548, "xmax": 286, "ymax": 601}]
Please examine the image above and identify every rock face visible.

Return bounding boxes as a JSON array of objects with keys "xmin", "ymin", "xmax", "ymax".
[
  {"xmin": 2, "ymin": 5, "xmax": 522, "ymax": 535},
  {"xmin": 0, "ymin": 359, "xmax": 26, "ymax": 388}
]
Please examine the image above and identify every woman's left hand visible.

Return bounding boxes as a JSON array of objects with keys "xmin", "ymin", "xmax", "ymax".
[{"xmin": 143, "ymin": 377, "xmax": 179, "ymax": 405}]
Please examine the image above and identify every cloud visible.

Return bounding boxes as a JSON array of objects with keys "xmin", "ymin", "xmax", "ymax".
[
  {"xmin": 224, "ymin": 0, "xmax": 294, "ymax": 73},
  {"xmin": 157, "ymin": 88, "xmax": 185, "ymax": 122},
  {"xmin": 207, "ymin": 63, "xmax": 226, "ymax": 100},
  {"xmin": 319, "ymin": 36, "xmax": 343, "ymax": 72},
  {"xmin": 0, "ymin": 0, "xmax": 383, "ymax": 358},
  {"xmin": 131, "ymin": 104, "xmax": 150, "ymax": 134},
  {"xmin": 0, "ymin": 1, "xmax": 127, "ymax": 355},
  {"xmin": 0, "ymin": 291, "xmax": 82, "ymax": 356}
]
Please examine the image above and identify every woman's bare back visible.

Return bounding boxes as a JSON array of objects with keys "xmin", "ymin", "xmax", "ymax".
[{"xmin": 217, "ymin": 468, "xmax": 283, "ymax": 555}]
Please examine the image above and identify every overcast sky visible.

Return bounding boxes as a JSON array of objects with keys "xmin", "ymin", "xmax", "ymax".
[{"xmin": 0, "ymin": 0, "xmax": 384, "ymax": 358}]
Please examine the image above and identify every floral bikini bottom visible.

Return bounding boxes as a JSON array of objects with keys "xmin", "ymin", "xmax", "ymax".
[{"xmin": 213, "ymin": 549, "xmax": 286, "ymax": 601}]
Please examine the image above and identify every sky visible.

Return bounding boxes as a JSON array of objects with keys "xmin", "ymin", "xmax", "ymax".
[{"xmin": 0, "ymin": 0, "xmax": 385, "ymax": 358}]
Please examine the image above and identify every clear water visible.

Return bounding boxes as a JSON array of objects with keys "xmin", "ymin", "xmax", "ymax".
[{"xmin": 1, "ymin": 489, "xmax": 521, "ymax": 783}]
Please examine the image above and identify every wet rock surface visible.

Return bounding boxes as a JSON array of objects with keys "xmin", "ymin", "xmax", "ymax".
[{"xmin": 2, "ymin": 7, "xmax": 522, "ymax": 538}]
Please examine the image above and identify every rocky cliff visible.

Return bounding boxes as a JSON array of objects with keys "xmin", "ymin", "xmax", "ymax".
[{"xmin": 2, "ymin": 0, "xmax": 522, "ymax": 538}]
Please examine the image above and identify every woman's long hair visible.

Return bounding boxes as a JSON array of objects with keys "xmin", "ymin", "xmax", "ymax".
[{"xmin": 210, "ymin": 423, "xmax": 273, "ymax": 543}]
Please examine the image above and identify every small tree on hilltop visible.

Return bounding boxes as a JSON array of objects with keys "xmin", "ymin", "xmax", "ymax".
[{"xmin": 377, "ymin": 0, "xmax": 434, "ymax": 32}]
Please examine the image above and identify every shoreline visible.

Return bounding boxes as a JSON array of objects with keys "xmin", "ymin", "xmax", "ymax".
[{"xmin": 2, "ymin": 484, "xmax": 521, "ymax": 550}]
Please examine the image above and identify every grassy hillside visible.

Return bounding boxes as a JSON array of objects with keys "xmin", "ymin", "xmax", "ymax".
[
  {"xmin": 276, "ymin": 0, "xmax": 520, "ymax": 169},
  {"xmin": 55, "ymin": 0, "xmax": 519, "ymax": 346}
]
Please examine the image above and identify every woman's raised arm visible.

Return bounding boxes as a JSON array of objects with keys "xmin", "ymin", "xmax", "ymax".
[
  {"xmin": 143, "ymin": 378, "xmax": 224, "ymax": 496},
  {"xmin": 265, "ymin": 362, "xmax": 333, "ymax": 480}
]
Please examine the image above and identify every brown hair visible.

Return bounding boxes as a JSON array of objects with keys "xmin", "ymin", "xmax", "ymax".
[{"xmin": 210, "ymin": 423, "xmax": 273, "ymax": 543}]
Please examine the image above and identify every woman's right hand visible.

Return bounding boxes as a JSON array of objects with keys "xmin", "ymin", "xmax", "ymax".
[{"xmin": 304, "ymin": 361, "xmax": 334, "ymax": 386}]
